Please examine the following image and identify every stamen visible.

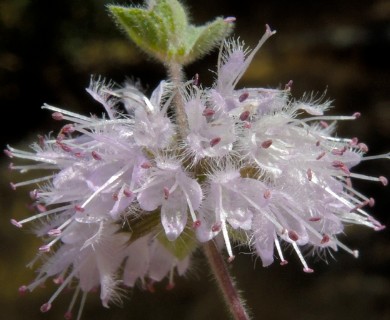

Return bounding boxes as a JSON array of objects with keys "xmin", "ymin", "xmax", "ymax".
[
  {"xmin": 43, "ymin": 267, "xmax": 79, "ymax": 313},
  {"xmin": 36, "ymin": 204, "xmax": 47, "ymax": 212},
  {"xmin": 261, "ymin": 139, "xmax": 272, "ymax": 148},
  {"xmin": 76, "ymin": 291, "xmax": 88, "ymax": 320},
  {"xmin": 284, "ymin": 80, "xmax": 293, "ymax": 91},
  {"xmin": 18, "ymin": 285, "xmax": 28, "ymax": 296},
  {"xmin": 92, "ymin": 151, "xmax": 102, "ymax": 160},
  {"xmin": 263, "ymin": 189, "xmax": 271, "ymax": 199},
  {"xmin": 345, "ymin": 177, "xmax": 353, "ymax": 189},
  {"xmin": 42, "ymin": 104, "xmax": 92, "ymax": 123},
  {"xmin": 192, "ymin": 220, "xmax": 201, "ymax": 228},
  {"xmin": 212, "ymin": 222, "xmax": 221, "ymax": 232},
  {"xmin": 221, "ymin": 219, "xmax": 235, "ymax": 262},
  {"xmin": 166, "ymin": 267, "xmax": 175, "ymax": 290},
  {"xmin": 163, "ymin": 187, "xmax": 170, "ymax": 200},
  {"xmin": 303, "ymin": 113, "xmax": 361, "ymax": 122},
  {"xmin": 9, "ymin": 163, "xmax": 56, "ymax": 172},
  {"xmin": 39, "ymin": 236, "xmax": 60, "ymax": 252},
  {"xmin": 6, "ymin": 145, "xmax": 58, "ymax": 164},
  {"xmin": 288, "ymin": 230, "xmax": 299, "ymax": 241},
  {"xmin": 239, "ymin": 92, "xmax": 249, "ymax": 103},
  {"xmin": 141, "ymin": 162, "xmax": 152, "ymax": 169},
  {"xmin": 332, "ymin": 161, "xmax": 350, "ymax": 175},
  {"xmin": 182, "ymin": 188, "xmax": 199, "ymax": 223},
  {"xmin": 320, "ymin": 234, "xmax": 330, "ymax": 244},
  {"xmin": 341, "ymin": 180, "xmax": 374, "ymax": 205},
  {"xmin": 4, "ymin": 149, "xmax": 13, "ymax": 158},
  {"xmin": 52, "ymin": 112, "xmax": 64, "ymax": 121},
  {"xmin": 74, "ymin": 152, "xmax": 85, "ymax": 158},
  {"xmin": 65, "ymin": 286, "xmax": 81, "ymax": 320},
  {"xmin": 348, "ymin": 173, "xmax": 388, "ymax": 185},
  {"xmin": 47, "ymin": 229, "xmax": 62, "ymax": 236},
  {"xmin": 291, "ymin": 242, "xmax": 313, "ymax": 273},
  {"xmin": 333, "ymin": 239, "xmax": 359, "ymax": 258},
  {"xmin": 350, "ymin": 199, "xmax": 371, "ymax": 212},
  {"xmin": 123, "ymin": 188, "xmax": 133, "ymax": 198},
  {"xmin": 316, "ymin": 151, "xmax": 326, "ymax": 160},
  {"xmin": 202, "ymin": 107, "xmax": 215, "ymax": 116},
  {"xmin": 274, "ymin": 238, "xmax": 288, "ymax": 265},
  {"xmin": 24, "ymin": 271, "xmax": 49, "ymax": 291},
  {"xmin": 379, "ymin": 176, "xmax": 388, "ymax": 186},
  {"xmin": 75, "ymin": 205, "xmax": 85, "ymax": 212},
  {"xmin": 320, "ymin": 121, "xmax": 328, "ymax": 128},
  {"xmin": 224, "ymin": 16, "xmax": 236, "ymax": 23},
  {"xmin": 53, "ymin": 275, "xmax": 64, "ymax": 285},
  {"xmin": 40, "ymin": 302, "xmax": 52, "ymax": 313},
  {"xmin": 10, "ymin": 175, "xmax": 54, "ymax": 190},
  {"xmin": 349, "ymin": 137, "xmax": 359, "ymax": 146},
  {"xmin": 307, "ymin": 168, "xmax": 313, "ymax": 181},
  {"xmin": 239, "ymin": 110, "xmax": 250, "ymax": 121},
  {"xmin": 281, "ymin": 205, "xmax": 324, "ymax": 242},
  {"xmin": 12, "ymin": 204, "xmax": 74, "ymax": 226},
  {"xmin": 30, "ymin": 189, "xmax": 38, "ymax": 200},
  {"xmin": 37, "ymin": 135, "xmax": 45, "ymax": 148},
  {"xmin": 10, "ymin": 219, "xmax": 23, "ymax": 228},
  {"xmin": 367, "ymin": 216, "xmax": 386, "ymax": 231},
  {"xmin": 357, "ymin": 143, "xmax": 368, "ymax": 152},
  {"xmin": 61, "ymin": 124, "xmax": 75, "ymax": 134},
  {"xmin": 193, "ymin": 73, "xmax": 200, "ymax": 87},
  {"xmin": 48, "ymin": 218, "xmax": 72, "ymax": 237},
  {"xmin": 362, "ymin": 152, "xmax": 390, "ymax": 161},
  {"xmin": 331, "ymin": 146, "xmax": 347, "ymax": 156},
  {"xmin": 243, "ymin": 122, "xmax": 251, "ymax": 129},
  {"xmin": 210, "ymin": 137, "xmax": 221, "ymax": 147}
]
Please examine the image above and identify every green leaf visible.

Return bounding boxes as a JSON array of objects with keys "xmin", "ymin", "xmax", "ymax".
[
  {"xmin": 180, "ymin": 17, "xmax": 234, "ymax": 65},
  {"xmin": 152, "ymin": 0, "xmax": 188, "ymax": 40},
  {"xmin": 108, "ymin": 1, "xmax": 234, "ymax": 65},
  {"xmin": 108, "ymin": 6, "xmax": 169, "ymax": 60}
]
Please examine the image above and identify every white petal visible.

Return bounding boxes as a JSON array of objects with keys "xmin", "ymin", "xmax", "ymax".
[
  {"xmin": 178, "ymin": 174, "xmax": 203, "ymax": 210},
  {"xmin": 123, "ymin": 237, "xmax": 150, "ymax": 287},
  {"xmin": 148, "ymin": 241, "xmax": 172, "ymax": 282},
  {"xmin": 137, "ymin": 181, "xmax": 165, "ymax": 211},
  {"xmin": 161, "ymin": 190, "xmax": 188, "ymax": 241},
  {"xmin": 252, "ymin": 214, "xmax": 276, "ymax": 267}
]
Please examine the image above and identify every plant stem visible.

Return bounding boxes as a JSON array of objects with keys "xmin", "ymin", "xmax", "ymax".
[
  {"xmin": 203, "ymin": 241, "xmax": 250, "ymax": 320},
  {"xmin": 166, "ymin": 61, "xmax": 188, "ymax": 139}
]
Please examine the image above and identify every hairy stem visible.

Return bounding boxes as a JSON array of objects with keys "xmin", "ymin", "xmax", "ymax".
[
  {"xmin": 166, "ymin": 61, "xmax": 188, "ymax": 139},
  {"xmin": 203, "ymin": 241, "xmax": 250, "ymax": 320}
]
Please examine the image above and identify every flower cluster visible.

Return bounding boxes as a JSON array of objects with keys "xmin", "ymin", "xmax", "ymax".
[{"xmin": 7, "ymin": 25, "xmax": 387, "ymax": 318}]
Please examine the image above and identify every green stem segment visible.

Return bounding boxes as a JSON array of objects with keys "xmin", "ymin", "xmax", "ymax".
[
  {"xmin": 203, "ymin": 242, "xmax": 251, "ymax": 320},
  {"xmin": 166, "ymin": 61, "xmax": 188, "ymax": 140}
]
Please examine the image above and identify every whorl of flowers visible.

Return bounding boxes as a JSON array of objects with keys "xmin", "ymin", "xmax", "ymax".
[{"xmin": 6, "ymin": 18, "xmax": 388, "ymax": 320}]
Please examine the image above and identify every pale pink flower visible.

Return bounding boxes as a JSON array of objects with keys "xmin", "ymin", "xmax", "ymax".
[{"xmin": 7, "ymin": 25, "xmax": 388, "ymax": 319}]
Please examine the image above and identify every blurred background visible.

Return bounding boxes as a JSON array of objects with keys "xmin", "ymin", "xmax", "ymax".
[{"xmin": 0, "ymin": 0, "xmax": 389, "ymax": 319}]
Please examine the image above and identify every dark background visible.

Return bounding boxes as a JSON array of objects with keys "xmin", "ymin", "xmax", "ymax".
[{"xmin": 1, "ymin": 0, "xmax": 389, "ymax": 319}]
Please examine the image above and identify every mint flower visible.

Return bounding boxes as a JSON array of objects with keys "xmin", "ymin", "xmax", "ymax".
[
  {"xmin": 137, "ymin": 156, "xmax": 202, "ymax": 240},
  {"xmin": 6, "ymin": 3, "xmax": 388, "ymax": 319}
]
